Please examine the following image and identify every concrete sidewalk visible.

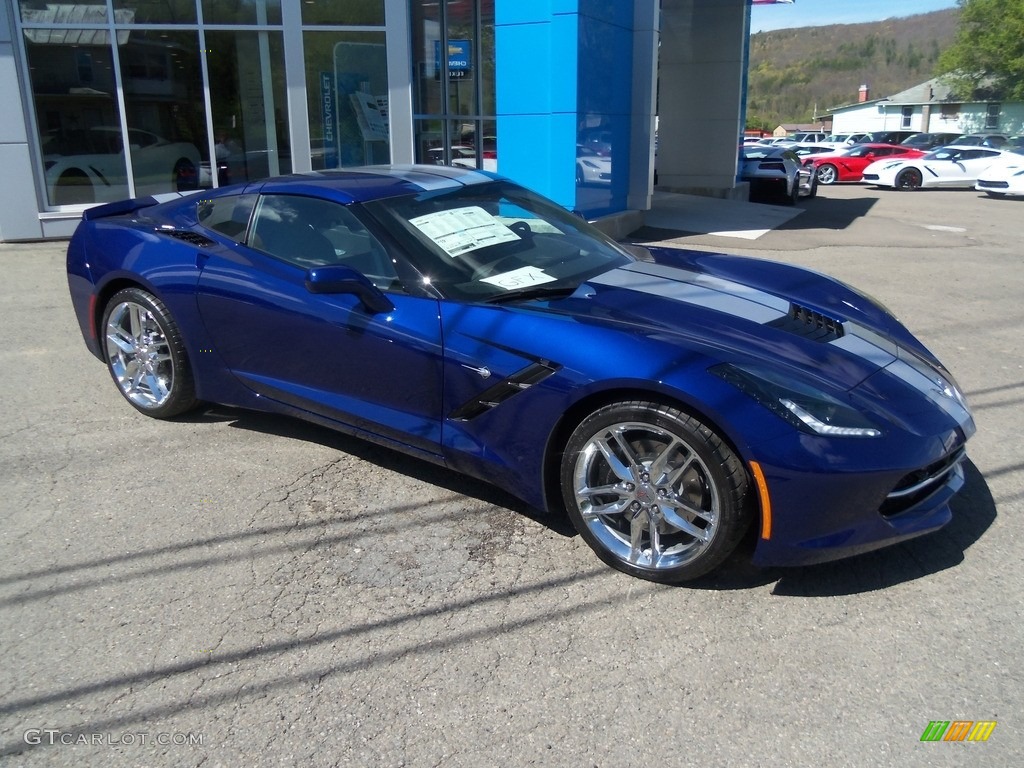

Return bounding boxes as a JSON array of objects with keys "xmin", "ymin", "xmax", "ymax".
[{"xmin": 642, "ymin": 189, "xmax": 803, "ymax": 240}]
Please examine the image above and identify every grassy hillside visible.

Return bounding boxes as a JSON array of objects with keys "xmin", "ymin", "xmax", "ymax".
[{"xmin": 746, "ymin": 8, "xmax": 960, "ymax": 130}]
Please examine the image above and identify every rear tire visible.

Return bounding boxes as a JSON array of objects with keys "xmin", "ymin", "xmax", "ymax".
[
  {"xmin": 102, "ymin": 287, "xmax": 197, "ymax": 419},
  {"xmin": 816, "ymin": 164, "xmax": 838, "ymax": 185}
]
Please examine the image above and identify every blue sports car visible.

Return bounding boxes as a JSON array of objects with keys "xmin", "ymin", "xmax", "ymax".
[{"xmin": 67, "ymin": 166, "xmax": 975, "ymax": 583}]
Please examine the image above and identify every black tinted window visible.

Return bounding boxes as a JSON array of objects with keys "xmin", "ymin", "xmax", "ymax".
[
  {"xmin": 250, "ymin": 194, "xmax": 399, "ymax": 290},
  {"xmin": 197, "ymin": 193, "xmax": 257, "ymax": 242}
]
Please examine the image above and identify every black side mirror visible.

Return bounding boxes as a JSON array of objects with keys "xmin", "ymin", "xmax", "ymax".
[{"xmin": 304, "ymin": 265, "xmax": 395, "ymax": 314}]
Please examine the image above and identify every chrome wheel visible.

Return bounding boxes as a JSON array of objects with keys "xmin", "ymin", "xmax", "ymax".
[
  {"xmin": 817, "ymin": 164, "xmax": 838, "ymax": 185},
  {"xmin": 561, "ymin": 402, "xmax": 751, "ymax": 582},
  {"xmin": 102, "ymin": 288, "xmax": 197, "ymax": 418}
]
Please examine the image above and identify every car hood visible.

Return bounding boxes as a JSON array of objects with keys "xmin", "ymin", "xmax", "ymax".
[{"xmin": 542, "ymin": 248, "xmax": 956, "ymax": 398}]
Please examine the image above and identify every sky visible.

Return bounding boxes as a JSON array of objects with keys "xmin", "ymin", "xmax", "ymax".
[{"xmin": 750, "ymin": 0, "xmax": 960, "ymax": 33}]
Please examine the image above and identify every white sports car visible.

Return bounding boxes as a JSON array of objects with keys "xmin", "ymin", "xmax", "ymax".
[
  {"xmin": 976, "ymin": 154, "xmax": 1024, "ymax": 197},
  {"xmin": 861, "ymin": 145, "xmax": 1016, "ymax": 190},
  {"xmin": 44, "ymin": 127, "xmax": 201, "ymax": 206}
]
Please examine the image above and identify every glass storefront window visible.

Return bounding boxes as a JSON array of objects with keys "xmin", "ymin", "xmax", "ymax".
[
  {"xmin": 201, "ymin": 0, "xmax": 282, "ymax": 26},
  {"xmin": 411, "ymin": 1, "xmax": 496, "ymax": 173},
  {"xmin": 24, "ymin": 29, "xmax": 131, "ymax": 206},
  {"xmin": 301, "ymin": 0, "xmax": 384, "ymax": 26},
  {"xmin": 119, "ymin": 30, "xmax": 208, "ymax": 195},
  {"xmin": 113, "ymin": 1, "xmax": 197, "ymax": 24},
  {"xmin": 304, "ymin": 32, "xmax": 390, "ymax": 169},
  {"xmin": 206, "ymin": 30, "xmax": 291, "ymax": 185}
]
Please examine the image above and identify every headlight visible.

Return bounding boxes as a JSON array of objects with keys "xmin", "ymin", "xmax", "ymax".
[{"xmin": 710, "ymin": 363, "xmax": 882, "ymax": 438}]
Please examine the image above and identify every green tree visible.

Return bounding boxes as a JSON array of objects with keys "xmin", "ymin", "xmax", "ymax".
[{"xmin": 938, "ymin": 0, "xmax": 1024, "ymax": 100}]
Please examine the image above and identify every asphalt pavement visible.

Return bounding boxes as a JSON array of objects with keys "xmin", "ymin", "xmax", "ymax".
[{"xmin": 1, "ymin": 183, "xmax": 1021, "ymax": 767}]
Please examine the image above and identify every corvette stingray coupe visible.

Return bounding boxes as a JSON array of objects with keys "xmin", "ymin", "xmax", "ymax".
[
  {"xmin": 861, "ymin": 145, "xmax": 1019, "ymax": 190},
  {"xmin": 67, "ymin": 166, "xmax": 975, "ymax": 583}
]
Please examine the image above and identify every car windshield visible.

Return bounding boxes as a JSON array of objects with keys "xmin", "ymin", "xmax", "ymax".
[{"xmin": 361, "ymin": 180, "xmax": 631, "ymax": 302}]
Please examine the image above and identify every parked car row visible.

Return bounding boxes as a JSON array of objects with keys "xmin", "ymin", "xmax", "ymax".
[{"xmin": 741, "ymin": 135, "xmax": 1024, "ymax": 202}]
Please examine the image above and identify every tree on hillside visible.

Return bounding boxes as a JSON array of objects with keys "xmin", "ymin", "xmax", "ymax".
[{"xmin": 938, "ymin": 0, "xmax": 1024, "ymax": 100}]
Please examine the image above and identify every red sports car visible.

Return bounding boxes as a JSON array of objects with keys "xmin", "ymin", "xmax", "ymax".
[{"xmin": 805, "ymin": 143, "xmax": 926, "ymax": 185}]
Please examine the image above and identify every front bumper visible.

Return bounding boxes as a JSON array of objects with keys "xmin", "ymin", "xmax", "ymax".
[{"xmin": 750, "ymin": 436, "xmax": 970, "ymax": 567}]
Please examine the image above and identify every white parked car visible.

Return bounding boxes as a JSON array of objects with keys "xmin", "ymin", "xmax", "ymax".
[
  {"xmin": 44, "ymin": 127, "xmax": 201, "ymax": 206},
  {"xmin": 861, "ymin": 145, "xmax": 1016, "ymax": 190},
  {"xmin": 821, "ymin": 133, "xmax": 870, "ymax": 148},
  {"xmin": 976, "ymin": 153, "xmax": 1024, "ymax": 197},
  {"xmin": 575, "ymin": 145, "xmax": 612, "ymax": 185}
]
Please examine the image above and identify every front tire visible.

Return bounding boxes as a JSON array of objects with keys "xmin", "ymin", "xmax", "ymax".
[
  {"xmin": 53, "ymin": 170, "xmax": 94, "ymax": 205},
  {"xmin": 560, "ymin": 401, "xmax": 752, "ymax": 583},
  {"xmin": 102, "ymin": 288, "xmax": 197, "ymax": 418},
  {"xmin": 895, "ymin": 168, "xmax": 922, "ymax": 190}
]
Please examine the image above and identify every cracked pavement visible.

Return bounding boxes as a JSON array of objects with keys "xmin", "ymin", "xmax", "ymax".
[{"xmin": 1, "ymin": 186, "xmax": 1022, "ymax": 766}]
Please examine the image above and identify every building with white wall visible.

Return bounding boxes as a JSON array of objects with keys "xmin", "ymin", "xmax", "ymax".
[{"xmin": 829, "ymin": 76, "xmax": 1024, "ymax": 138}]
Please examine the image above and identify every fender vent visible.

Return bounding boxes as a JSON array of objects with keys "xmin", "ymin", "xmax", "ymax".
[
  {"xmin": 449, "ymin": 361, "xmax": 561, "ymax": 421},
  {"xmin": 768, "ymin": 303, "xmax": 845, "ymax": 342},
  {"xmin": 159, "ymin": 229, "xmax": 215, "ymax": 248}
]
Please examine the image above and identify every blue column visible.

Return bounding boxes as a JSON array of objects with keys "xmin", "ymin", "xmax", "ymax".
[{"xmin": 495, "ymin": 1, "xmax": 633, "ymax": 217}]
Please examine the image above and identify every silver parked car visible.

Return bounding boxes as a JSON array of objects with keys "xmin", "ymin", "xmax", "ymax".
[{"xmin": 739, "ymin": 145, "xmax": 812, "ymax": 205}]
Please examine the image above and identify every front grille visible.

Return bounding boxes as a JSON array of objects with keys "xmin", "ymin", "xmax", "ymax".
[
  {"xmin": 880, "ymin": 447, "xmax": 966, "ymax": 517},
  {"xmin": 977, "ymin": 180, "xmax": 1009, "ymax": 189},
  {"xmin": 767, "ymin": 303, "xmax": 845, "ymax": 342},
  {"xmin": 862, "ymin": 173, "xmax": 879, "ymax": 181}
]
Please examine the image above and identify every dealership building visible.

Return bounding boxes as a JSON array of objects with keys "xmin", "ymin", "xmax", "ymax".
[{"xmin": 0, "ymin": 0, "xmax": 764, "ymax": 241}]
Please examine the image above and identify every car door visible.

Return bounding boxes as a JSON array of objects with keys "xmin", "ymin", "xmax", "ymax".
[
  {"xmin": 958, "ymin": 149, "xmax": 1004, "ymax": 184},
  {"xmin": 193, "ymin": 191, "xmax": 445, "ymax": 458}
]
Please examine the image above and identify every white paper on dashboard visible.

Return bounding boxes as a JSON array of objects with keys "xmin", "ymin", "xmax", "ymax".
[
  {"xmin": 410, "ymin": 206, "xmax": 520, "ymax": 257},
  {"xmin": 479, "ymin": 266, "xmax": 556, "ymax": 291}
]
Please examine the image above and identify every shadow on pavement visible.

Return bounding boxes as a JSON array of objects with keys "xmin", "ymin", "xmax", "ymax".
[{"xmin": 185, "ymin": 407, "xmax": 995, "ymax": 597}]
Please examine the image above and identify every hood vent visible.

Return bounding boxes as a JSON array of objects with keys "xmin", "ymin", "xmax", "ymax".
[{"xmin": 768, "ymin": 303, "xmax": 845, "ymax": 342}]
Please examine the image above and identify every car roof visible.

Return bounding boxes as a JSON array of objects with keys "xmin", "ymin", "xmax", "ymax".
[{"xmin": 241, "ymin": 165, "xmax": 500, "ymax": 205}]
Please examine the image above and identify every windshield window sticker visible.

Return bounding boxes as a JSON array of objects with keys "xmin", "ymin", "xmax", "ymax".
[
  {"xmin": 480, "ymin": 266, "xmax": 556, "ymax": 291},
  {"xmin": 409, "ymin": 206, "xmax": 521, "ymax": 257}
]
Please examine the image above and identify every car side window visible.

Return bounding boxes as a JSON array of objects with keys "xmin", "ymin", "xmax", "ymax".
[
  {"xmin": 197, "ymin": 193, "xmax": 257, "ymax": 243},
  {"xmin": 249, "ymin": 194, "xmax": 401, "ymax": 291}
]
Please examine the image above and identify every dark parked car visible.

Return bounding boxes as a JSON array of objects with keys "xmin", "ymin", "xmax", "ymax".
[
  {"xmin": 863, "ymin": 130, "xmax": 918, "ymax": 145},
  {"xmin": 951, "ymin": 133, "xmax": 1008, "ymax": 148},
  {"xmin": 901, "ymin": 132, "xmax": 960, "ymax": 150}
]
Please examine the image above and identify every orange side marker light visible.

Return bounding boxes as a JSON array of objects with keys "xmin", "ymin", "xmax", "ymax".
[{"xmin": 749, "ymin": 461, "xmax": 772, "ymax": 540}]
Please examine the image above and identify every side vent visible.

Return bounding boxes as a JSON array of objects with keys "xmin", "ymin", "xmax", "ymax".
[
  {"xmin": 449, "ymin": 361, "xmax": 561, "ymax": 421},
  {"xmin": 768, "ymin": 303, "xmax": 845, "ymax": 342},
  {"xmin": 159, "ymin": 229, "xmax": 215, "ymax": 248}
]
